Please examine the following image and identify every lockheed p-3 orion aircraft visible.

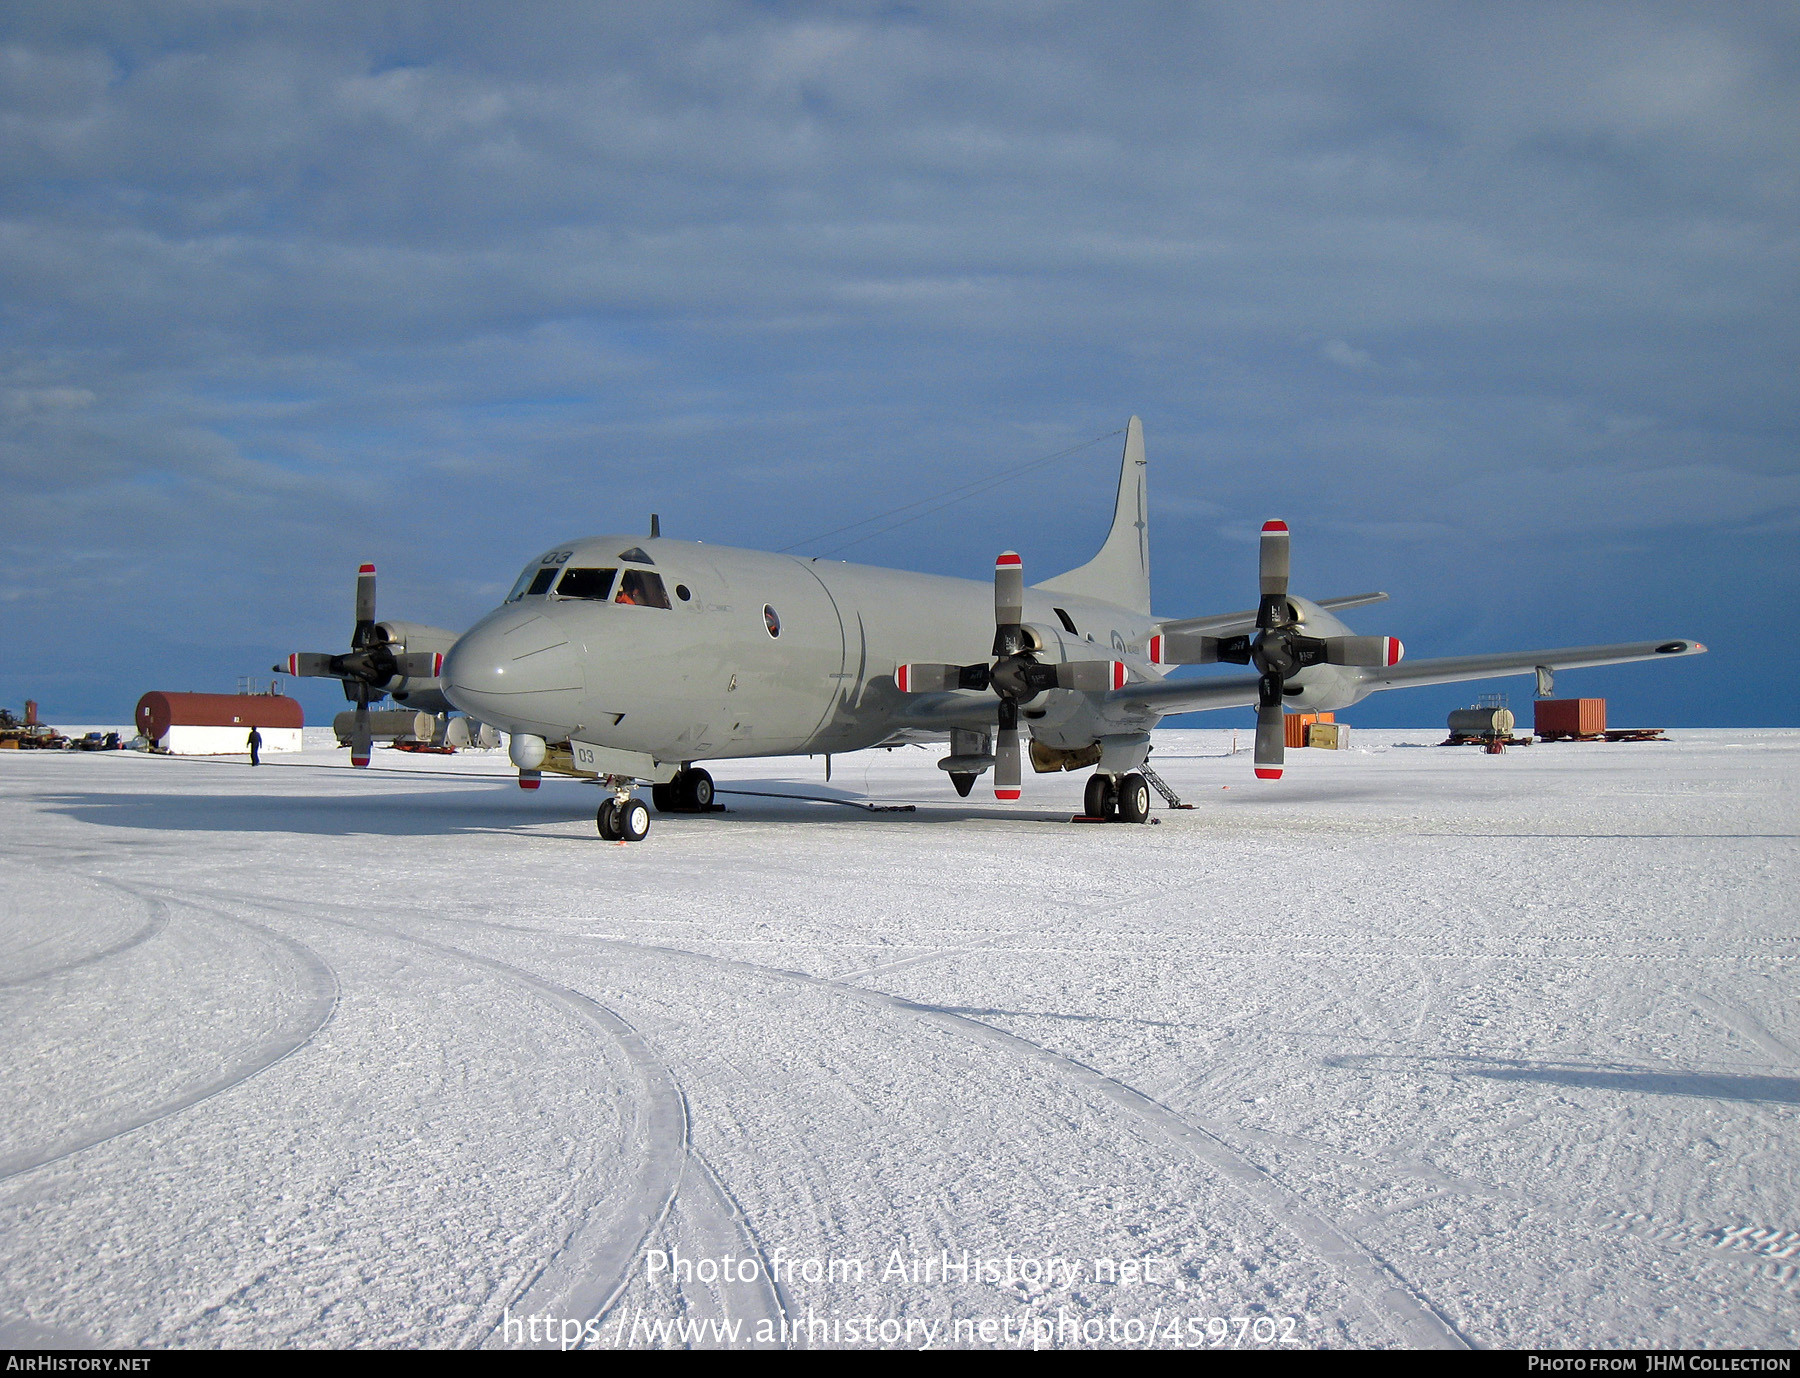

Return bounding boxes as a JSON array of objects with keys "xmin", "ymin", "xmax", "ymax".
[{"xmin": 280, "ymin": 418, "xmax": 1704, "ymax": 842}]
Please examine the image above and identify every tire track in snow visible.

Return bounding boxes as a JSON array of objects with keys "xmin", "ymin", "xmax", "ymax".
[
  {"xmin": 192, "ymin": 890, "xmax": 785, "ymax": 1349},
  {"xmin": 0, "ymin": 884, "xmax": 339, "ymax": 1183},
  {"xmin": 420, "ymin": 915, "xmax": 1471, "ymax": 1350},
  {"xmin": 0, "ymin": 893, "xmax": 170, "ymax": 989}
]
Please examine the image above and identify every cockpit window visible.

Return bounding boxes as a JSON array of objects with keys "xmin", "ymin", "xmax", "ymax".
[
  {"xmin": 617, "ymin": 547, "xmax": 653, "ymax": 564},
  {"xmin": 524, "ymin": 568, "xmax": 558, "ymax": 597},
  {"xmin": 556, "ymin": 567, "xmax": 617, "ymax": 600},
  {"xmin": 615, "ymin": 569, "xmax": 671, "ymax": 609}
]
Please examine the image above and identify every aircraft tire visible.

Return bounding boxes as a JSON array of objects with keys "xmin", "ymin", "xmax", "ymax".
[
  {"xmin": 596, "ymin": 799, "xmax": 622, "ymax": 840},
  {"xmin": 950, "ymin": 771, "xmax": 976, "ymax": 798},
  {"xmin": 1084, "ymin": 773, "xmax": 1117, "ymax": 820},
  {"xmin": 1117, "ymin": 772, "xmax": 1151, "ymax": 824},
  {"xmin": 619, "ymin": 798, "xmax": 652, "ymax": 842},
  {"xmin": 650, "ymin": 783, "xmax": 676, "ymax": 813},
  {"xmin": 680, "ymin": 768, "xmax": 715, "ymax": 811}
]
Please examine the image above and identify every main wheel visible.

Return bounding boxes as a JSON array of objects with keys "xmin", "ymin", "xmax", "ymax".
[
  {"xmin": 651, "ymin": 782, "xmax": 676, "ymax": 812},
  {"xmin": 618, "ymin": 798, "xmax": 651, "ymax": 842},
  {"xmin": 596, "ymin": 799, "xmax": 621, "ymax": 839},
  {"xmin": 1117, "ymin": 772, "xmax": 1152, "ymax": 823},
  {"xmin": 680, "ymin": 768, "xmax": 715, "ymax": 811},
  {"xmin": 949, "ymin": 771, "xmax": 976, "ymax": 798},
  {"xmin": 1084, "ymin": 773, "xmax": 1116, "ymax": 820}
]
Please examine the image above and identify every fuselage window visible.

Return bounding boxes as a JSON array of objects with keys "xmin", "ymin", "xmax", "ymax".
[
  {"xmin": 556, "ymin": 567, "xmax": 617, "ymax": 600},
  {"xmin": 524, "ymin": 568, "xmax": 558, "ymax": 597},
  {"xmin": 616, "ymin": 569, "xmax": 672, "ymax": 609},
  {"xmin": 764, "ymin": 604, "xmax": 781, "ymax": 638}
]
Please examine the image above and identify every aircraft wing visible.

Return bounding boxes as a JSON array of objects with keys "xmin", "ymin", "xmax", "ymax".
[
  {"xmin": 1352, "ymin": 637, "xmax": 1706, "ymax": 692},
  {"xmin": 1157, "ymin": 591, "xmax": 1388, "ymax": 638},
  {"xmin": 1107, "ymin": 673, "xmax": 1264, "ymax": 716},
  {"xmin": 1107, "ymin": 637, "xmax": 1705, "ymax": 718}
]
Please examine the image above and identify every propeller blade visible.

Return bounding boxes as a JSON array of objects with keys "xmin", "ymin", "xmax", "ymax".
[
  {"xmin": 1323, "ymin": 635, "xmax": 1404, "ymax": 668},
  {"xmin": 394, "ymin": 651, "xmax": 443, "ymax": 679},
  {"xmin": 278, "ymin": 653, "xmax": 337, "ymax": 677},
  {"xmin": 994, "ymin": 551, "xmax": 1024, "ymax": 630},
  {"xmin": 1150, "ymin": 632, "xmax": 1222, "ymax": 666},
  {"xmin": 1258, "ymin": 521, "xmax": 1289, "ymax": 595},
  {"xmin": 897, "ymin": 663, "xmax": 960, "ymax": 693},
  {"xmin": 351, "ymin": 682, "xmax": 372, "ymax": 768},
  {"xmin": 1257, "ymin": 521, "xmax": 1290, "ymax": 630},
  {"xmin": 1254, "ymin": 702, "xmax": 1286, "ymax": 779},
  {"xmin": 1053, "ymin": 660, "xmax": 1127, "ymax": 692},
  {"xmin": 994, "ymin": 699, "xmax": 1021, "ymax": 800},
  {"xmin": 994, "ymin": 728, "xmax": 1021, "ymax": 799},
  {"xmin": 355, "ymin": 562, "xmax": 377, "ymax": 627}
]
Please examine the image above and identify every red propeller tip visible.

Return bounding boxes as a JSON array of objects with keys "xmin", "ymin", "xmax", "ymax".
[
  {"xmin": 1254, "ymin": 767, "xmax": 1282, "ymax": 780},
  {"xmin": 352, "ymin": 754, "xmax": 370, "ymax": 768},
  {"xmin": 1112, "ymin": 661, "xmax": 1128, "ymax": 690},
  {"xmin": 519, "ymin": 777, "xmax": 540, "ymax": 790},
  {"xmin": 995, "ymin": 788, "xmax": 1021, "ymax": 801},
  {"xmin": 995, "ymin": 552, "xmax": 1022, "ymax": 567},
  {"xmin": 1149, "ymin": 634, "xmax": 1162, "ymax": 664},
  {"xmin": 1387, "ymin": 638, "xmax": 1404, "ymax": 666},
  {"xmin": 896, "ymin": 665, "xmax": 910, "ymax": 693},
  {"xmin": 358, "ymin": 563, "xmax": 375, "ymax": 574},
  {"xmin": 1261, "ymin": 520, "xmax": 1288, "ymax": 534}
]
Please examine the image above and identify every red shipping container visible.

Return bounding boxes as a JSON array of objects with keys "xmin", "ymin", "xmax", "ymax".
[{"xmin": 1533, "ymin": 698, "xmax": 1606, "ymax": 738}]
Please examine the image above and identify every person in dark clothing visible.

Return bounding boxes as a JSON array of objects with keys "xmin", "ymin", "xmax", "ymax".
[{"xmin": 247, "ymin": 727, "xmax": 262, "ymax": 766}]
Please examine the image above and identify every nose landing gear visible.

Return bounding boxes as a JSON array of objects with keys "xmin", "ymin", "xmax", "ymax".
[{"xmin": 597, "ymin": 777, "xmax": 653, "ymax": 842}]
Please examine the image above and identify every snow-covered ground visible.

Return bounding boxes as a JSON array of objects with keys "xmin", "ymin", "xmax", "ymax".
[{"xmin": 1, "ymin": 727, "xmax": 1795, "ymax": 1350}]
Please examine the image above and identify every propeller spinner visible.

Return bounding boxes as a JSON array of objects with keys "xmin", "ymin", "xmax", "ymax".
[
  {"xmin": 275, "ymin": 563, "xmax": 442, "ymax": 768},
  {"xmin": 897, "ymin": 551, "xmax": 1124, "ymax": 801}
]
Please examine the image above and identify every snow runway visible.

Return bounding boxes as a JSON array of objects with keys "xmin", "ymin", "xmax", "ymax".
[{"xmin": 0, "ymin": 729, "xmax": 1794, "ymax": 1348}]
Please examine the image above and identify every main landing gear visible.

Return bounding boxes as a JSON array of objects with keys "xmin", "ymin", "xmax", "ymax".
[
  {"xmin": 1083, "ymin": 771, "xmax": 1152, "ymax": 824},
  {"xmin": 650, "ymin": 767, "xmax": 715, "ymax": 814}
]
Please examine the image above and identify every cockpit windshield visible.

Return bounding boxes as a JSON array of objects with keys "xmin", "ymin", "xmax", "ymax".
[
  {"xmin": 506, "ymin": 562, "xmax": 560, "ymax": 602},
  {"xmin": 556, "ymin": 567, "xmax": 617, "ymax": 600},
  {"xmin": 615, "ymin": 569, "xmax": 672, "ymax": 609}
]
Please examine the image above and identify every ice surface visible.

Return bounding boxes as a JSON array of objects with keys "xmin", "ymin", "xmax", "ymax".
[{"xmin": 1, "ymin": 728, "xmax": 1795, "ymax": 1349}]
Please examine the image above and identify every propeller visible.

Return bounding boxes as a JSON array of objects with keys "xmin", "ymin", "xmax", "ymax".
[
  {"xmin": 275, "ymin": 563, "xmax": 441, "ymax": 768},
  {"xmin": 1152, "ymin": 521, "xmax": 1402, "ymax": 780},
  {"xmin": 897, "ymin": 551, "xmax": 1124, "ymax": 801}
]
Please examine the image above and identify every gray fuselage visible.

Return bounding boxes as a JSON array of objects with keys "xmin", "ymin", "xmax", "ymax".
[{"xmin": 440, "ymin": 535, "xmax": 1172, "ymax": 762}]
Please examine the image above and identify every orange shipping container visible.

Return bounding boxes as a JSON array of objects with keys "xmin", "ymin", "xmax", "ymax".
[
  {"xmin": 1284, "ymin": 711, "xmax": 1335, "ymax": 749},
  {"xmin": 1533, "ymin": 698, "xmax": 1606, "ymax": 738}
]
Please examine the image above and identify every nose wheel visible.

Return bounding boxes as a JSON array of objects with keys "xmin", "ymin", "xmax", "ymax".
[{"xmin": 597, "ymin": 794, "xmax": 652, "ymax": 842}]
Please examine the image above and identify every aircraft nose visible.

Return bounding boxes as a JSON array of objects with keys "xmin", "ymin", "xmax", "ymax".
[{"xmin": 441, "ymin": 606, "xmax": 585, "ymax": 737}]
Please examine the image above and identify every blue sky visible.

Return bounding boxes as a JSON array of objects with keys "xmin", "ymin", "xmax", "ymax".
[{"xmin": 2, "ymin": 2, "xmax": 1795, "ymax": 730}]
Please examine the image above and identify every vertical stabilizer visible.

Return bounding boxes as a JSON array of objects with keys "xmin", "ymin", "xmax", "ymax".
[{"xmin": 1035, "ymin": 416, "xmax": 1150, "ymax": 614}]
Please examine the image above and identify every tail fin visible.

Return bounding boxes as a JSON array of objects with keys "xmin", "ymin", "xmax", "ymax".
[{"xmin": 1034, "ymin": 416, "xmax": 1150, "ymax": 614}]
